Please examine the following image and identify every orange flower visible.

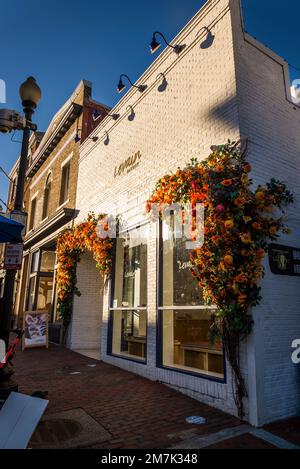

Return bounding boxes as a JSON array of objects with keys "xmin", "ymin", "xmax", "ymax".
[
  {"xmin": 224, "ymin": 219, "xmax": 234, "ymax": 229},
  {"xmin": 255, "ymin": 190, "xmax": 265, "ymax": 201},
  {"xmin": 211, "ymin": 235, "xmax": 219, "ymax": 244},
  {"xmin": 252, "ymin": 222, "xmax": 262, "ymax": 230},
  {"xmin": 235, "ymin": 273, "xmax": 247, "ymax": 283},
  {"xmin": 221, "ymin": 179, "xmax": 233, "ymax": 186},
  {"xmin": 269, "ymin": 226, "xmax": 277, "ymax": 236},
  {"xmin": 224, "ymin": 254, "xmax": 234, "ymax": 267},
  {"xmin": 234, "ymin": 196, "xmax": 245, "ymax": 206},
  {"xmin": 242, "ymin": 162, "xmax": 251, "ymax": 173},
  {"xmin": 240, "ymin": 232, "xmax": 251, "ymax": 244},
  {"xmin": 237, "ymin": 293, "xmax": 247, "ymax": 304}
]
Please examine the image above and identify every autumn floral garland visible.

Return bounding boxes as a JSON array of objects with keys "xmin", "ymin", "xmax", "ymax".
[
  {"xmin": 146, "ymin": 141, "xmax": 293, "ymax": 419},
  {"xmin": 56, "ymin": 213, "xmax": 113, "ymax": 333}
]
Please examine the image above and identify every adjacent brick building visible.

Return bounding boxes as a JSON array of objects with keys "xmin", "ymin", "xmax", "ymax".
[
  {"xmin": 69, "ymin": 0, "xmax": 300, "ymax": 427},
  {"xmin": 5, "ymin": 80, "xmax": 109, "ymax": 332}
]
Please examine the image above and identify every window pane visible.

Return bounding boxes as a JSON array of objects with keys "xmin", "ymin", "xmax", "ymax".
[
  {"xmin": 30, "ymin": 251, "xmax": 39, "ymax": 273},
  {"xmin": 60, "ymin": 163, "xmax": 70, "ymax": 205},
  {"xmin": 29, "ymin": 198, "xmax": 36, "ymax": 230},
  {"xmin": 40, "ymin": 251, "xmax": 56, "ymax": 272},
  {"xmin": 27, "ymin": 276, "xmax": 36, "ymax": 310},
  {"xmin": 42, "ymin": 184, "xmax": 50, "ymax": 219},
  {"xmin": 112, "ymin": 309, "xmax": 147, "ymax": 360},
  {"xmin": 113, "ymin": 225, "xmax": 147, "ymax": 308},
  {"xmin": 161, "ymin": 309, "xmax": 224, "ymax": 378},
  {"xmin": 36, "ymin": 276, "xmax": 53, "ymax": 312},
  {"xmin": 162, "ymin": 215, "xmax": 203, "ymax": 306}
]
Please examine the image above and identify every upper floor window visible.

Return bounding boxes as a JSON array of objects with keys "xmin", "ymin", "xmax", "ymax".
[
  {"xmin": 28, "ymin": 197, "xmax": 37, "ymax": 231},
  {"xmin": 59, "ymin": 162, "xmax": 70, "ymax": 206},
  {"xmin": 42, "ymin": 173, "xmax": 52, "ymax": 220}
]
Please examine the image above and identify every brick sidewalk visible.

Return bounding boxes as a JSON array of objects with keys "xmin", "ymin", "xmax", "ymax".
[
  {"xmin": 11, "ymin": 345, "xmax": 290, "ymax": 449},
  {"xmin": 13, "ymin": 345, "xmax": 240, "ymax": 448}
]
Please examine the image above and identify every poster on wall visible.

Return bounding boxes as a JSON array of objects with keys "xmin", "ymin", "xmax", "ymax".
[{"xmin": 22, "ymin": 311, "xmax": 49, "ymax": 350}]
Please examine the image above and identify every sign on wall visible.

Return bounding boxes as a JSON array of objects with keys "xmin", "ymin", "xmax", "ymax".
[
  {"xmin": 4, "ymin": 243, "xmax": 23, "ymax": 269},
  {"xmin": 22, "ymin": 311, "xmax": 49, "ymax": 350},
  {"xmin": 268, "ymin": 243, "xmax": 300, "ymax": 276},
  {"xmin": 114, "ymin": 151, "xmax": 141, "ymax": 178}
]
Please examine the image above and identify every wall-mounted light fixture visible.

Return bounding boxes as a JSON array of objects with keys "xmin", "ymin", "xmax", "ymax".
[
  {"xmin": 150, "ymin": 31, "xmax": 186, "ymax": 55},
  {"xmin": 127, "ymin": 105, "xmax": 135, "ymax": 122},
  {"xmin": 196, "ymin": 27, "xmax": 215, "ymax": 49},
  {"xmin": 92, "ymin": 109, "xmax": 120, "ymax": 121},
  {"xmin": 117, "ymin": 74, "xmax": 147, "ymax": 94},
  {"xmin": 75, "ymin": 128, "xmax": 98, "ymax": 143},
  {"xmin": 156, "ymin": 73, "xmax": 168, "ymax": 92},
  {"xmin": 74, "ymin": 130, "xmax": 81, "ymax": 143},
  {"xmin": 103, "ymin": 131, "xmax": 109, "ymax": 146}
]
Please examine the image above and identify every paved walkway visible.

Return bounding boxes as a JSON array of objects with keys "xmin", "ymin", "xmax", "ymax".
[{"xmin": 12, "ymin": 345, "xmax": 299, "ymax": 449}]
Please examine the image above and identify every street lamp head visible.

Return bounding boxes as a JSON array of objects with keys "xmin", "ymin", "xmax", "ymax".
[{"xmin": 19, "ymin": 77, "xmax": 41, "ymax": 109}]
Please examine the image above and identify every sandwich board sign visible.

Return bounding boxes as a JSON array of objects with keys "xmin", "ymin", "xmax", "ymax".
[
  {"xmin": 4, "ymin": 243, "xmax": 23, "ymax": 270},
  {"xmin": 22, "ymin": 311, "xmax": 49, "ymax": 351}
]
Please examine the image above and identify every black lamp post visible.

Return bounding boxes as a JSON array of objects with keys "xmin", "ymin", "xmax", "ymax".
[{"xmin": 0, "ymin": 77, "xmax": 41, "ymax": 348}]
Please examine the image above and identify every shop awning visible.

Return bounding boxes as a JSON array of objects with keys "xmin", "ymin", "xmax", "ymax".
[{"xmin": 0, "ymin": 215, "xmax": 24, "ymax": 243}]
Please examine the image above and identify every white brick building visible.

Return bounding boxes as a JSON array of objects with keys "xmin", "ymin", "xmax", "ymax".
[{"xmin": 70, "ymin": 0, "xmax": 300, "ymax": 426}]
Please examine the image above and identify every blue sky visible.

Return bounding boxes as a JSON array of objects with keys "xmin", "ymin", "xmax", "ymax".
[{"xmin": 0, "ymin": 0, "xmax": 299, "ymax": 205}]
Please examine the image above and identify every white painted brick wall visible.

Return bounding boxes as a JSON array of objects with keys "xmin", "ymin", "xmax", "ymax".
[
  {"xmin": 230, "ymin": 1, "xmax": 300, "ymax": 425},
  {"xmin": 71, "ymin": 0, "xmax": 300, "ymax": 425},
  {"xmin": 72, "ymin": 0, "xmax": 241, "ymax": 419},
  {"xmin": 69, "ymin": 252, "xmax": 103, "ymax": 350}
]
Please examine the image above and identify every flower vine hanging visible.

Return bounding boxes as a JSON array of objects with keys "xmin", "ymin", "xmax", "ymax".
[
  {"xmin": 146, "ymin": 140, "xmax": 293, "ymax": 418},
  {"xmin": 56, "ymin": 213, "xmax": 113, "ymax": 333}
]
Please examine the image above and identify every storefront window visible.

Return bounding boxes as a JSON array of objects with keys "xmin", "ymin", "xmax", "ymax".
[
  {"xmin": 30, "ymin": 251, "xmax": 39, "ymax": 273},
  {"xmin": 159, "ymin": 215, "xmax": 224, "ymax": 379},
  {"xmin": 26, "ymin": 248, "xmax": 56, "ymax": 317},
  {"xmin": 112, "ymin": 309, "xmax": 147, "ymax": 360},
  {"xmin": 37, "ymin": 276, "xmax": 54, "ymax": 311},
  {"xmin": 40, "ymin": 251, "xmax": 56, "ymax": 272},
  {"xmin": 110, "ymin": 225, "xmax": 148, "ymax": 361},
  {"xmin": 27, "ymin": 276, "xmax": 36, "ymax": 311},
  {"xmin": 113, "ymin": 225, "xmax": 147, "ymax": 309},
  {"xmin": 161, "ymin": 309, "xmax": 224, "ymax": 377},
  {"xmin": 162, "ymin": 216, "xmax": 203, "ymax": 306}
]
